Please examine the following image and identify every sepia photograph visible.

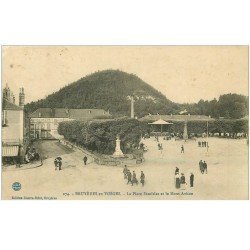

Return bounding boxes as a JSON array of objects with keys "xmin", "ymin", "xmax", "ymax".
[{"xmin": 1, "ymin": 46, "xmax": 249, "ymax": 200}]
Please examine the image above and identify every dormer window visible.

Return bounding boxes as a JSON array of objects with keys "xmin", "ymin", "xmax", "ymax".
[{"xmin": 38, "ymin": 112, "xmax": 41, "ymax": 118}]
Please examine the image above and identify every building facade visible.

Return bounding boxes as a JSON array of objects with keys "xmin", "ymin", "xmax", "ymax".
[
  {"xmin": 2, "ymin": 86, "xmax": 26, "ymax": 163},
  {"xmin": 29, "ymin": 108, "xmax": 111, "ymax": 140}
]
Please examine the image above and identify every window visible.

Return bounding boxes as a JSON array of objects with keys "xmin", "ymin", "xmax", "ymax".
[
  {"xmin": 89, "ymin": 110, "xmax": 92, "ymax": 114},
  {"xmin": 2, "ymin": 110, "xmax": 8, "ymax": 126}
]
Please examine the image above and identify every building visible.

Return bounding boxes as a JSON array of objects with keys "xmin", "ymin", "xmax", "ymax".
[
  {"xmin": 29, "ymin": 108, "xmax": 111, "ymax": 139},
  {"xmin": 2, "ymin": 86, "xmax": 26, "ymax": 164}
]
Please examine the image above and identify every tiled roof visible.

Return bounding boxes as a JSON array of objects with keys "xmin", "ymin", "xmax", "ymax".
[
  {"xmin": 2, "ymin": 99, "xmax": 23, "ymax": 111},
  {"xmin": 29, "ymin": 108, "xmax": 110, "ymax": 120},
  {"xmin": 29, "ymin": 108, "xmax": 53, "ymax": 118},
  {"xmin": 54, "ymin": 109, "xmax": 69, "ymax": 118},
  {"xmin": 69, "ymin": 109, "xmax": 110, "ymax": 120}
]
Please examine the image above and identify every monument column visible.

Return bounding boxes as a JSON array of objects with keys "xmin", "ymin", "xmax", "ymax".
[
  {"xmin": 183, "ymin": 119, "xmax": 188, "ymax": 141},
  {"xmin": 113, "ymin": 136, "xmax": 124, "ymax": 157},
  {"xmin": 131, "ymin": 96, "xmax": 135, "ymax": 119}
]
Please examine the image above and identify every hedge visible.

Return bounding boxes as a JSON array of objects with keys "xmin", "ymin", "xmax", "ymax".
[
  {"xmin": 58, "ymin": 118, "xmax": 149, "ymax": 155},
  {"xmin": 146, "ymin": 119, "xmax": 248, "ymax": 135}
]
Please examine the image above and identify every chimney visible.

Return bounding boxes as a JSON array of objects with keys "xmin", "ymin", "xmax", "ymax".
[
  {"xmin": 19, "ymin": 87, "xmax": 25, "ymax": 108},
  {"xmin": 131, "ymin": 96, "xmax": 135, "ymax": 119}
]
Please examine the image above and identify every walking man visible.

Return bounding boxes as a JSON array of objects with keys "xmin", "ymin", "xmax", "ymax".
[
  {"xmin": 181, "ymin": 145, "xmax": 184, "ymax": 153},
  {"xmin": 203, "ymin": 161, "xmax": 208, "ymax": 174},
  {"xmin": 132, "ymin": 171, "xmax": 138, "ymax": 186},
  {"xmin": 190, "ymin": 173, "xmax": 194, "ymax": 187},
  {"xmin": 83, "ymin": 156, "xmax": 88, "ymax": 165},
  {"xmin": 58, "ymin": 159, "xmax": 62, "ymax": 171},
  {"xmin": 123, "ymin": 165, "xmax": 128, "ymax": 179},
  {"xmin": 140, "ymin": 171, "xmax": 145, "ymax": 186},
  {"xmin": 199, "ymin": 160, "xmax": 204, "ymax": 174},
  {"xmin": 127, "ymin": 170, "xmax": 132, "ymax": 185},
  {"xmin": 54, "ymin": 158, "xmax": 58, "ymax": 170}
]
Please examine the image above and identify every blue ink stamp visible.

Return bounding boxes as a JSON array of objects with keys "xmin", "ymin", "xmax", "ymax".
[{"xmin": 12, "ymin": 182, "xmax": 21, "ymax": 191}]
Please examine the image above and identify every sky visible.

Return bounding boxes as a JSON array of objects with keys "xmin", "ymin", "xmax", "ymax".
[{"xmin": 2, "ymin": 46, "xmax": 248, "ymax": 104}]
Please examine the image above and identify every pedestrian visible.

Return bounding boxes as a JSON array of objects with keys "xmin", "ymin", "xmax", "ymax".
[
  {"xmin": 175, "ymin": 173, "xmax": 180, "ymax": 189},
  {"xmin": 58, "ymin": 159, "xmax": 62, "ymax": 171},
  {"xmin": 83, "ymin": 156, "xmax": 88, "ymax": 165},
  {"xmin": 190, "ymin": 173, "xmax": 194, "ymax": 187},
  {"xmin": 123, "ymin": 165, "xmax": 128, "ymax": 179},
  {"xmin": 203, "ymin": 161, "xmax": 207, "ymax": 174},
  {"xmin": 199, "ymin": 160, "xmax": 204, "ymax": 174},
  {"xmin": 175, "ymin": 167, "xmax": 179, "ymax": 175},
  {"xmin": 140, "ymin": 171, "xmax": 145, "ymax": 186},
  {"xmin": 132, "ymin": 171, "xmax": 138, "ymax": 186},
  {"xmin": 180, "ymin": 173, "xmax": 186, "ymax": 190},
  {"xmin": 54, "ymin": 158, "xmax": 58, "ymax": 170},
  {"xmin": 181, "ymin": 145, "xmax": 184, "ymax": 153},
  {"xmin": 127, "ymin": 170, "xmax": 132, "ymax": 185}
]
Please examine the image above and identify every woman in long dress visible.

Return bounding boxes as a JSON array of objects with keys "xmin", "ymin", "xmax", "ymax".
[
  {"xmin": 180, "ymin": 173, "xmax": 186, "ymax": 190},
  {"xmin": 175, "ymin": 173, "xmax": 180, "ymax": 189}
]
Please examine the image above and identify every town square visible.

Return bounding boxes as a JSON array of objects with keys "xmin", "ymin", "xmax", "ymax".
[{"xmin": 2, "ymin": 46, "xmax": 249, "ymax": 200}]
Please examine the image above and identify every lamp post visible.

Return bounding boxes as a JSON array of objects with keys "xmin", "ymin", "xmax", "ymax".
[{"xmin": 206, "ymin": 116, "xmax": 210, "ymax": 153}]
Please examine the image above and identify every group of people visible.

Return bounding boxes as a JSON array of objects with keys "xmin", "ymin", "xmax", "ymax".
[
  {"xmin": 158, "ymin": 143, "xmax": 163, "ymax": 150},
  {"xmin": 175, "ymin": 167, "xmax": 194, "ymax": 189},
  {"xmin": 154, "ymin": 135, "xmax": 159, "ymax": 142},
  {"xmin": 123, "ymin": 165, "xmax": 145, "ymax": 186},
  {"xmin": 174, "ymin": 160, "xmax": 208, "ymax": 189},
  {"xmin": 199, "ymin": 160, "xmax": 208, "ymax": 174},
  {"xmin": 24, "ymin": 147, "xmax": 40, "ymax": 163},
  {"xmin": 54, "ymin": 157, "xmax": 62, "ymax": 171},
  {"xmin": 54, "ymin": 155, "xmax": 88, "ymax": 171},
  {"xmin": 198, "ymin": 141, "xmax": 209, "ymax": 147}
]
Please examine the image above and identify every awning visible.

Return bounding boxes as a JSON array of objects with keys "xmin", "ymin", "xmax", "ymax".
[
  {"xmin": 149, "ymin": 119, "xmax": 173, "ymax": 125},
  {"xmin": 2, "ymin": 146, "xmax": 19, "ymax": 157}
]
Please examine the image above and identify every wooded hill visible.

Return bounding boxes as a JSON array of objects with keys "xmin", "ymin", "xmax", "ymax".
[
  {"xmin": 25, "ymin": 69, "xmax": 248, "ymax": 119},
  {"xmin": 25, "ymin": 70, "xmax": 180, "ymax": 117}
]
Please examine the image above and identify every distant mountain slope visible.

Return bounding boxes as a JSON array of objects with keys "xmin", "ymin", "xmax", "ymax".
[{"xmin": 25, "ymin": 69, "xmax": 180, "ymax": 117}]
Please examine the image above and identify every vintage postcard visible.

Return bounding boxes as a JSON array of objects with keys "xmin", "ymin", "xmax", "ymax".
[{"xmin": 1, "ymin": 46, "xmax": 249, "ymax": 200}]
